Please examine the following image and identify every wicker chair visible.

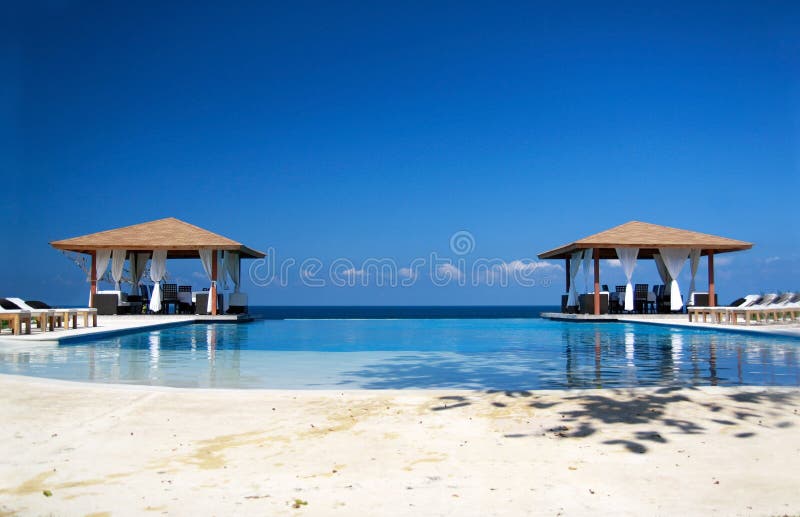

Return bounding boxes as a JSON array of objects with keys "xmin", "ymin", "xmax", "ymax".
[
  {"xmin": 579, "ymin": 293, "xmax": 609, "ymax": 315},
  {"xmin": 93, "ymin": 293, "xmax": 122, "ymax": 315}
]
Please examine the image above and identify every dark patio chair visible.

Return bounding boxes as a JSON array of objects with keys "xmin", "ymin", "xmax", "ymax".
[
  {"xmin": 634, "ymin": 284, "xmax": 651, "ymax": 313},
  {"xmin": 609, "ymin": 285, "xmax": 625, "ymax": 313},
  {"xmin": 178, "ymin": 285, "xmax": 193, "ymax": 314},
  {"xmin": 653, "ymin": 285, "xmax": 670, "ymax": 313},
  {"xmin": 161, "ymin": 283, "xmax": 179, "ymax": 314}
]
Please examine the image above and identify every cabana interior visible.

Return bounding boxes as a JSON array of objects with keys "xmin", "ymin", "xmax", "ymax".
[
  {"xmin": 50, "ymin": 218, "xmax": 266, "ymax": 316},
  {"xmin": 538, "ymin": 221, "xmax": 752, "ymax": 315}
]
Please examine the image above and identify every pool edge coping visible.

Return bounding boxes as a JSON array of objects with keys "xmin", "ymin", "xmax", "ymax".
[{"xmin": 541, "ymin": 312, "xmax": 800, "ymax": 339}]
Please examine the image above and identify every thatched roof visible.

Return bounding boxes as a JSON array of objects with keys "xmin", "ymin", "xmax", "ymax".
[
  {"xmin": 538, "ymin": 221, "xmax": 752, "ymax": 260},
  {"xmin": 50, "ymin": 218, "xmax": 266, "ymax": 259}
]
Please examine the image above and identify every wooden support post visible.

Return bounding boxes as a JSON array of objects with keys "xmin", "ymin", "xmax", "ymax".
[
  {"xmin": 89, "ymin": 250, "xmax": 97, "ymax": 308},
  {"xmin": 211, "ymin": 250, "xmax": 218, "ymax": 316},
  {"xmin": 707, "ymin": 250, "xmax": 715, "ymax": 308},
  {"xmin": 593, "ymin": 249, "xmax": 600, "ymax": 315},
  {"xmin": 565, "ymin": 258, "xmax": 570, "ymax": 294}
]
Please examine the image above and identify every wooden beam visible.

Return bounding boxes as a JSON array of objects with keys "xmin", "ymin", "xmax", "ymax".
[
  {"xmin": 89, "ymin": 250, "xmax": 97, "ymax": 308},
  {"xmin": 565, "ymin": 258, "xmax": 570, "ymax": 294},
  {"xmin": 708, "ymin": 250, "xmax": 715, "ymax": 308},
  {"xmin": 593, "ymin": 248, "xmax": 600, "ymax": 315},
  {"xmin": 211, "ymin": 250, "xmax": 218, "ymax": 316}
]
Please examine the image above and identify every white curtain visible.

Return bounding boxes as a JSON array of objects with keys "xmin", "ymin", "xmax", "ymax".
[
  {"xmin": 687, "ymin": 248, "xmax": 701, "ymax": 304},
  {"xmin": 225, "ymin": 251, "xmax": 240, "ymax": 292},
  {"xmin": 199, "ymin": 248, "xmax": 216, "ymax": 313},
  {"xmin": 129, "ymin": 252, "xmax": 150, "ymax": 295},
  {"xmin": 218, "ymin": 251, "xmax": 228, "ymax": 290},
  {"xmin": 199, "ymin": 248, "xmax": 214, "ymax": 280},
  {"xmin": 95, "ymin": 249, "xmax": 111, "ymax": 283},
  {"xmin": 659, "ymin": 248, "xmax": 690, "ymax": 311},
  {"xmin": 654, "ymin": 253, "xmax": 670, "ymax": 286},
  {"xmin": 615, "ymin": 247, "xmax": 639, "ymax": 311},
  {"xmin": 568, "ymin": 251, "xmax": 582, "ymax": 306},
  {"xmin": 111, "ymin": 249, "xmax": 126, "ymax": 291},
  {"xmin": 148, "ymin": 250, "xmax": 168, "ymax": 312},
  {"xmin": 582, "ymin": 248, "xmax": 593, "ymax": 293}
]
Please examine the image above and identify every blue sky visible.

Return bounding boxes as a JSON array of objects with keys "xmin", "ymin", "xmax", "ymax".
[{"xmin": 3, "ymin": 1, "xmax": 798, "ymax": 305}]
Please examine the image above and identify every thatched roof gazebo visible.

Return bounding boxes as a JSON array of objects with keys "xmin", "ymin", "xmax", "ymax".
[
  {"xmin": 51, "ymin": 218, "xmax": 266, "ymax": 315},
  {"xmin": 538, "ymin": 221, "xmax": 752, "ymax": 315}
]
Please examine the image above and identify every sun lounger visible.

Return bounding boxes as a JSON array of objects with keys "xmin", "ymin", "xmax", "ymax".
[
  {"xmin": 9, "ymin": 298, "xmax": 75, "ymax": 330},
  {"xmin": 755, "ymin": 293, "xmax": 799, "ymax": 324},
  {"xmin": 26, "ymin": 300, "xmax": 98, "ymax": 328},
  {"xmin": 728, "ymin": 293, "xmax": 780, "ymax": 325},
  {"xmin": 0, "ymin": 308, "xmax": 32, "ymax": 334},
  {"xmin": 777, "ymin": 296, "xmax": 800, "ymax": 323},
  {"xmin": 688, "ymin": 294, "xmax": 760, "ymax": 323},
  {"xmin": 1, "ymin": 298, "xmax": 53, "ymax": 332}
]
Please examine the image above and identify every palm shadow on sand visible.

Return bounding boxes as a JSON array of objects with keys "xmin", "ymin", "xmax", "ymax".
[{"xmin": 339, "ymin": 354, "xmax": 799, "ymax": 454}]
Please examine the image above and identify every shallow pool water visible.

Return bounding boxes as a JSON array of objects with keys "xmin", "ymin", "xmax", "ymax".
[{"xmin": 0, "ymin": 319, "xmax": 798, "ymax": 389}]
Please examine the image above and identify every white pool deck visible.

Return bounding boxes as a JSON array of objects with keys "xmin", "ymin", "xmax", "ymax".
[
  {"xmin": 541, "ymin": 312, "xmax": 800, "ymax": 338},
  {"xmin": 0, "ymin": 314, "xmax": 253, "ymax": 343}
]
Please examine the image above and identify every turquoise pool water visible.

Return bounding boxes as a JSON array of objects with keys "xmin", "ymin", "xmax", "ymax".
[{"xmin": 0, "ymin": 319, "xmax": 798, "ymax": 389}]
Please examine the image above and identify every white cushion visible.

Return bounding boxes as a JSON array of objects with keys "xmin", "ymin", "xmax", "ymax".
[{"xmin": 96, "ymin": 290, "xmax": 130, "ymax": 306}]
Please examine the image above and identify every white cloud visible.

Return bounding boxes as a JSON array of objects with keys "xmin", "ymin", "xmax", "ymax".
[
  {"xmin": 192, "ymin": 271, "xmax": 207, "ymax": 280},
  {"xmin": 715, "ymin": 256, "xmax": 733, "ymax": 267},
  {"xmin": 436, "ymin": 263, "xmax": 463, "ymax": 280},
  {"xmin": 764, "ymin": 256, "xmax": 780, "ymax": 264},
  {"xmin": 399, "ymin": 267, "xmax": 416, "ymax": 279},
  {"xmin": 606, "ymin": 259, "xmax": 621, "ymax": 268},
  {"xmin": 493, "ymin": 260, "xmax": 563, "ymax": 274},
  {"xmin": 476, "ymin": 259, "xmax": 563, "ymax": 286}
]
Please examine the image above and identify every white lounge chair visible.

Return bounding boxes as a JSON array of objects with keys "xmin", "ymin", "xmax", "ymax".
[
  {"xmin": 728, "ymin": 294, "xmax": 781, "ymax": 325},
  {"xmin": 2, "ymin": 298, "xmax": 53, "ymax": 332},
  {"xmin": 778, "ymin": 296, "xmax": 800, "ymax": 323},
  {"xmin": 688, "ymin": 294, "xmax": 760, "ymax": 323},
  {"xmin": 0, "ymin": 304, "xmax": 32, "ymax": 335},
  {"xmin": 25, "ymin": 300, "xmax": 98, "ymax": 328},
  {"xmin": 757, "ymin": 293, "xmax": 799, "ymax": 324}
]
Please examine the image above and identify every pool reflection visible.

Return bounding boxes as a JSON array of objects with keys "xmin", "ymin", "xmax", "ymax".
[{"xmin": 0, "ymin": 320, "xmax": 798, "ymax": 389}]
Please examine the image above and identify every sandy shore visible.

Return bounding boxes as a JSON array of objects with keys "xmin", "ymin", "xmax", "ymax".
[{"xmin": 0, "ymin": 375, "xmax": 798, "ymax": 516}]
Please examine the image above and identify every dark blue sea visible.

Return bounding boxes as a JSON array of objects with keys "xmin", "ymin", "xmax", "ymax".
[{"xmin": 248, "ymin": 305, "xmax": 559, "ymax": 320}]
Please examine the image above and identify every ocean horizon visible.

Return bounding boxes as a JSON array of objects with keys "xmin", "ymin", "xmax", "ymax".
[{"xmin": 248, "ymin": 305, "xmax": 560, "ymax": 319}]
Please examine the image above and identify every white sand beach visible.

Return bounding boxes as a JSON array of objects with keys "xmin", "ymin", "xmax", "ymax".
[{"xmin": 0, "ymin": 375, "xmax": 798, "ymax": 516}]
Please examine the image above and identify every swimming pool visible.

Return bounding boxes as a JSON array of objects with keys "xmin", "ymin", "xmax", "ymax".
[{"xmin": 0, "ymin": 318, "xmax": 798, "ymax": 389}]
